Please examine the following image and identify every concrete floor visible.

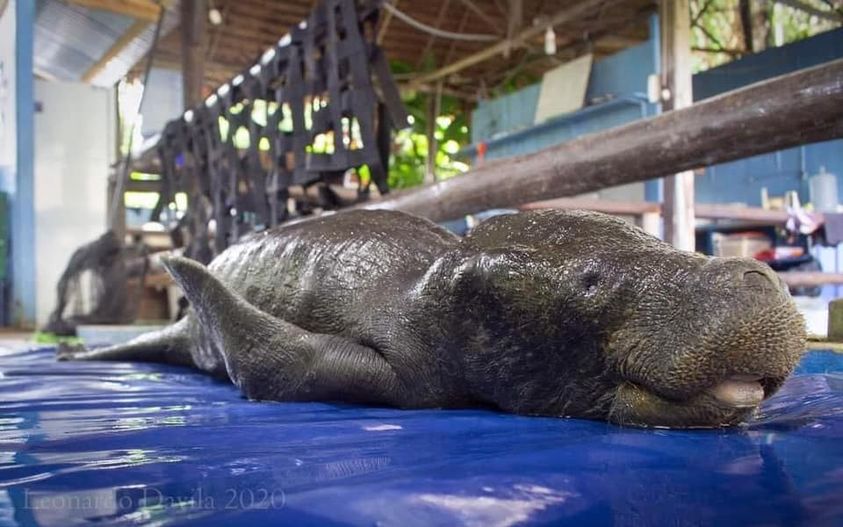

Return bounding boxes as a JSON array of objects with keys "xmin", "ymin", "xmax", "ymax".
[{"xmin": 0, "ymin": 330, "xmax": 36, "ymax": 349}]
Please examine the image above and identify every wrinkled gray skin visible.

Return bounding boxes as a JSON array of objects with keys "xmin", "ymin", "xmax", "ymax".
[{"xmin": 60, "ymin": 209, "xmax": 806, "ymax": 428}]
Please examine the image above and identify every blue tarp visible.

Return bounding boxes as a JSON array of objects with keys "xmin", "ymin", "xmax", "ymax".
[{"xmin": 0, "ymin": 346, "xmax": 841, "ymax": 526}]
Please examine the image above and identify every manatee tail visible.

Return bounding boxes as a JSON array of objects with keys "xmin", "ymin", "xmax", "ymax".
[
  {"xmin": 57, "ymin": 317, "xmax": 194, "ymax": 368},
  {"xmin": 159, "ymin": 255, "xmax": 283, "ymax": 353}
]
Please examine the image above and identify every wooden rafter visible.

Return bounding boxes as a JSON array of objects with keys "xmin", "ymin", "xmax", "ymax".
[
  {"xmin": 408, "ymin": 82, "xmax": 478, "ymax": 101},
  {"xmin": 505, "ymin": 0, "xmax": 522, "ymax": 57},
  {"xmin": 67, "ymin": 0, "xmax": 161, "ymax": 22},
  {"xmin": 181, "ymin": 0, "xmax": 208, "ymax": 107},
  {"xmin": 484, "ymin": 6, "xmax": 653, "ymax": 92},
  {"xmin": 82, "ymin": 19, "xmax": 150, "ymax": 82},
  {"xmin": 442, "ymin": 4, "xmax": 471, "ymax": 67},
  {"xmin": 120, "ymin": 0, "xmax": 659, "ymax": 103},
  {"xmin": 456, "ymin": 0, "xmax": 504, "ymax": 34},
  {"xmin": 376, "ymin": 0, "xmax": 397, "ymax": 44},
  {"xmin": 147, "ymin": 55, "xmax": 243, "ymax": 77},
  {"xmin": 408, "ymin": 0, "xmax": 628, "ymax": 88},
  {"xmin": 416, "ymin": 0, "xmax": 454, "ymax": 69}
]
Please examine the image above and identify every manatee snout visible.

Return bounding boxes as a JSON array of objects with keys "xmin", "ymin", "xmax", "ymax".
[{"xmin": 608, "ymin": 257, "xmax": 806, "ymax": 428}]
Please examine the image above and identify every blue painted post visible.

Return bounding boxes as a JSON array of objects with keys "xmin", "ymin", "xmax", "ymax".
[
  {"xmin": 644, "ymin": 12, "xmax": 663, "ymax": 204},
  {"xmin": 13, "ymin": 0, "xmax": 35, "ymax": 327}
]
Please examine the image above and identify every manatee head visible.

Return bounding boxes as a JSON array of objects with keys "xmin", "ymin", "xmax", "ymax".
[{"xmin": 453, "ymin": 210, "xmax": 805, "ymax": 428}]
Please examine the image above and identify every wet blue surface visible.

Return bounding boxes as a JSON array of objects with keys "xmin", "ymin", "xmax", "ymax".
[{"xmin": 0, "ymin": 347, "xmax": 841, "ymax": 526}]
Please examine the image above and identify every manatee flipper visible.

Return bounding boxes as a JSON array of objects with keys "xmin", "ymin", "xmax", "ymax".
[
  {"xmin": 57, "ymin": 318, "xmax": 194, "ymax": 367},
  {"xmin": 162, "ymin": 256, "xmax": 405, "ymax": 405}
]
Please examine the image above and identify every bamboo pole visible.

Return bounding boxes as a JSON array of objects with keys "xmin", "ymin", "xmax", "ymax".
[{"xmin": 660, "ymin": 0, "xmax": 696, "ymax": 251}]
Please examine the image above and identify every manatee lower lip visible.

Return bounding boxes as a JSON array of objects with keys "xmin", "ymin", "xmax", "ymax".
[{"xmin": 708, "ymin": 376, "xmax": 765, "ymax": 407}]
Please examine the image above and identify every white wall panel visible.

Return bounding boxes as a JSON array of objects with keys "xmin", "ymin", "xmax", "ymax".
[{"xmin": 34, "ymin": 80, "xmax": 115, "ymax": 326}]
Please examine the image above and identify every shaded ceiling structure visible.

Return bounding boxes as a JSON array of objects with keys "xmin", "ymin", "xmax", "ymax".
[
  {"xmin": 35, "ymin": 0, "xmax": 655, "ymax": 99},
  {"xmin": 34, "ymin": 0, "xmax": 180, "ymax": 87},
  {"xmin": 158, "ymin": 0, "xmax": 655, "ymax": 99}
]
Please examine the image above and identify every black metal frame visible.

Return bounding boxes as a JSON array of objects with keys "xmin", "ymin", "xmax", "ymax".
[{"xmin": 152, "ymin": 0, "xmax": 408, "ymax": 258}]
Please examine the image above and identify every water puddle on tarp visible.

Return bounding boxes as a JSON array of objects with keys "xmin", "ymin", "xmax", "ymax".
[{"xmin": 0, "ymin": 347, "xmax": 840, "ymax": 526}]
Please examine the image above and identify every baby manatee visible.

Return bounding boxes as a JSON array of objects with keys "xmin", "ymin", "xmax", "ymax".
[{"xmin": 59, "ymin": 209, "xmax": 806, "ymax": 428}]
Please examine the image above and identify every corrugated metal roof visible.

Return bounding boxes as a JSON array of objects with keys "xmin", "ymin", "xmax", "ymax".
[{"xmin": 34, "ymin": 0, "xmax": 180, "ymax": 87}]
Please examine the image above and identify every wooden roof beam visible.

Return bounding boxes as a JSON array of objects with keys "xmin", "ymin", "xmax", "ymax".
[
  {"xmin": 146, "ymin": 56, "xmax": 243, "ymax": 76},
  {"xmin": 82, "ymin": 19, "xmax": 150, "ymax": 82},
  {"xmin": 67, "ymin": 0, "xmax": 161, "ymax": 22},
  {"xmin": 405, "ymin": 82, "xmax": 479, "ymax": 102},
  {"xmin": 456, "ymin": 0, "xmax": 505, "ymax": 34},
  {"xmin": 376, "ymin": 0, "xmax": 397, "ymax": 44},
  {"xmin": 480, "ymin": 6, "xmax": 654, "ymax": 93},
  {"xmin": 504, "ymin": 0, "xmax": 522, "ymax": 57},
  {"xmin": 417, "ymin": 0, "xmax": 455, "ymax": 68},
  {"xmin": 408, "ymin": 0, "xmax": 629, "ymax": 88}
]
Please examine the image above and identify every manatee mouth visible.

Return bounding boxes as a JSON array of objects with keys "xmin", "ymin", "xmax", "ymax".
[
  {"xmin": 610, "ymin": 374, "xmax": 785, "ymax": 429},
  {"xmin": 606, "ymin": 290, "xmax": 804, "ymax": 428}
]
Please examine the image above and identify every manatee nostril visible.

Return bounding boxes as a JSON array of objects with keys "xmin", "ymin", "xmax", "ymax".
[
  {"xmin": 582, "ymin": 272, "xmax": 600, "ymax": 296},
  {"xmin": 742, "ymin": 269, "xmax": 776, "ymax": 289}
]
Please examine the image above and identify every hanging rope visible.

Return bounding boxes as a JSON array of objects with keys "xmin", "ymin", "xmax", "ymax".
[
  {"xmin": 108, "ymin": 3, "xmax": 167, "ymax": 230},
  {"xmin": 381, "ymin": 1, "xmax": 500, "ymax": 42}
]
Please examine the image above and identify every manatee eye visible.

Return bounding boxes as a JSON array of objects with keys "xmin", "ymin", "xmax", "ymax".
[{"xmin": 582, "ymin": 272, "xmax": 600, "ymax": 297}]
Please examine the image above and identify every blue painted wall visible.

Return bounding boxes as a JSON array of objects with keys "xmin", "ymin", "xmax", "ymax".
[
  {"xmin": 468, "ymin": 15, "xmax": 662, "ymax": 201},
  {"xmin": 470, "ymin": 84, "xmax": 540, "ymax": 145},
  {"xmin": 468, "ymin": 97, "xmax": 654, "ymax": 160},
  {"xmin": 585, "ymin": 29, "xmax": 659, "ymax": 102},
  {"xmin": 470, "ymin": 15, "xmax": 660, "ymax": 154},
  {"xmin": 694, "ymin": 27, "xmax": 843, "ymax": 100},
  {"xmin": 693, "ymin": 27, "xmax": 843, "ymax": 207}
]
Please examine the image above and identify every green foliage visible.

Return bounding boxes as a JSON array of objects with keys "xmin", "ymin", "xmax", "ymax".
[
  {"xmin": 770, "ymin": 0, "xmax": 840, "ymax": 44},
  {"xmin": 33, "ymin": 331, "xmax": 82, "ymax": 345},
  {"xmin": 388, "ymin": 60, "xmax": 470, "ymax": 189},
  {"xmin": 690, "ymin": 0, "xmax": 841, "ymax": 72}
]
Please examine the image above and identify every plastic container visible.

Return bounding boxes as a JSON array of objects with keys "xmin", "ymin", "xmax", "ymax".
[
  {"xmin": 711, "ymin": 231, "xmax": 772, "ymax": 258},
  {"xmin": 809, "ymin": 166, "xmax": 839, "ymax": 213}
]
